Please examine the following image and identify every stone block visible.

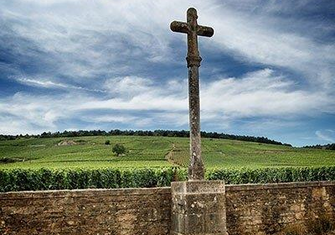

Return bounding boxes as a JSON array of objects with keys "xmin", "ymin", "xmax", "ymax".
[{"xmin": 171, "ymin": 180, "xmax": 227, "ymax": 235}]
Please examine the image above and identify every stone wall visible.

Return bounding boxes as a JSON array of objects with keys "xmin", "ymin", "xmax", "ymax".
[
  {"xmin": 225, "ymin": 181, "xmax": 335, "ymax": 235},
  {"xmin": 0, "ymin": 187, "xmax": 171, "ymax": 235},
  {"xmin": 0, "ymin": 181, "xmax": 334, "ymax": 235}
]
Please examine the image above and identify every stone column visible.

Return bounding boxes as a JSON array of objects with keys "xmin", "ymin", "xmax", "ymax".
[
  {"xmin": 171, "ymin": 180, "xmax": 227, "ymax": 235},
  {"xmin": 170, "ymin": 7, "xmax": 214, "ymax": 180},
  {"xmin": 188, "ymin": 64, "xmax": 204, "ymax": 180}
]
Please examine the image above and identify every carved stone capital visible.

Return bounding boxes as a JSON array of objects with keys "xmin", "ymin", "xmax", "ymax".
[{"xmin": 186, "ymin": 55, "xmax": 202, "ymax": 67}]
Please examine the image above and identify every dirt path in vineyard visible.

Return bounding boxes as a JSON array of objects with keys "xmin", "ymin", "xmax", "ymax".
[{"xmin": 165, "ymin": 143, "xmax": 182, "ymax": 166}]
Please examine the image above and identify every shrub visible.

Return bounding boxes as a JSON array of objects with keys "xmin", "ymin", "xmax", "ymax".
[
  {"xmin": 105, "ymin": 140, "xmax": 111, "ymax": 145},
  {"xmin": 0, "ymin": 167, "xmax": 180, "ymax": 192},
  {"xmin": 206, "ymin": 166, "xmax": 335, "ymax": 184},
  {"xmin": 1, "ymin": 166, "xmax": 335, "ymax": 192},
  {"xmin": 0, "ymin": 157, "xmax": 18, "ymax": 163},
  {"xmin": 112, "ymin": 143, "xmax": 126, "ymax": 156}
]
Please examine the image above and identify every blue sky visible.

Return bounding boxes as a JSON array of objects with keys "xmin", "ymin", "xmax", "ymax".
[{"xmin": 0, "ymin": 0, "xmax": 334, "ymax": 146}]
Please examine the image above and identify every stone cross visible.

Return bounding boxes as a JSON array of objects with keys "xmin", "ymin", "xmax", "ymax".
[{"xmin": 170, "ymin": 8, "xmax": 214, "ymax": 180}]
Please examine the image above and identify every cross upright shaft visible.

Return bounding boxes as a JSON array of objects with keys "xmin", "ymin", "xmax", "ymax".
[{"xmin": 170, "ymin": 8, "xmax": 214, "ymax": 180}]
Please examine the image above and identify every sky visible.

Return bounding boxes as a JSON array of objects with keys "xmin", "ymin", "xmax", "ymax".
[{"xmin": 0, "ymin": 0, "xmax": 334, "ymax": 146}]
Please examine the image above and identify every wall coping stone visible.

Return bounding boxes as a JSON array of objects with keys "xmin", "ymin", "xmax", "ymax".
[
  {"xmin": 1, "ymin": 181, "xmax": 334, "ymax": 199},
  {"xmin": 171, "ymin": 180, "xmax": 225, "ymax": 194},
  {"xmin": 0, "ymin": 186, "xmax": 171, "ymax": 200},
  {"xmin": 226, "ymin": 181, "xmax": 335, "ymax": 191}
]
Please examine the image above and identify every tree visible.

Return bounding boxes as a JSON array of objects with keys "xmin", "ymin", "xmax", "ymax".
[{"xmin": 112, "ymin": 144, "xmax": 126, "ymax": 156}]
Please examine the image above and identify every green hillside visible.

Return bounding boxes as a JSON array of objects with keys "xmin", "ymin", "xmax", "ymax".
[{"xmin": 1, "ymin": 135, "xmax": 334, "ymax": 170}]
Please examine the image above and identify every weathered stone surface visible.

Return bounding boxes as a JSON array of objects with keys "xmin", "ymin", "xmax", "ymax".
[
  {"xmin": 0, "ymin": 181, "xmax": 334, "ymax": 234},
  {"xmin": 170, "ymin": 8, "xmax": 214, "ymax": 180},
  {"xmin": 225, "ymin": 181, "xmax": 335, "ymax": 235},
  {"xmin": 171, "ymin": 180, "xmax": 227, "ymax": 235},
  {"xmin": 0, "ymin": 187, "xmax": 171, "ymax": 235}
]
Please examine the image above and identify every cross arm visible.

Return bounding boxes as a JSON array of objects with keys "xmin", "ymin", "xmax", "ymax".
[
  {"xmin": 197, "ymin": 25, "xmax": 214, "ymax": 37},
  {"xmin": 170, "ymin": 21, "xmax": 189, "ymax": 34}
]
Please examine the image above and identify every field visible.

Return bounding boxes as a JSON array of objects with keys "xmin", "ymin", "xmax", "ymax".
[{"xmin": 1, "ymin": 135, "xmax": 335, "ymax": 170}]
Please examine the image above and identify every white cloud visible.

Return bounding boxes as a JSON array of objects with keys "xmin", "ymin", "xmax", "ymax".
[
  {"xmin": 201, "ymin": 69, "xmax": 334, "ymax": 118},
  {"xmin": 2, "ymin": 0, "xmax": 335, "ymax": 89},
  {"xmin": 88, "ymin": 115, "xmax": 136, "ymax": 123},
  {"xmin": 199, "ymin": 2, "xmax": 335, "ymax": 91},
  {"xmin": 16, "ymin": 77, "xmax": 107, "ymax": 93},
  {"xmin": 104, "ymin": 76, "xmax": 153, "ymax": 97},
  {"xmin": 17, "ymin": 78, "xmax": 69, "ymax": 89},
  {"xmin": 1, "ymin": 70, "xmax": 334, "ymax": 135},
  {"xmin": 0, "ymin": 92, "xmax": 94, "ymax": 134},
  {"xmin": 316, "ymin": 130, "xmax": 335, "ymax": 143},
  {"xmin": 0, "ymin": 0, "xmax": 334, "ymax": 143}
]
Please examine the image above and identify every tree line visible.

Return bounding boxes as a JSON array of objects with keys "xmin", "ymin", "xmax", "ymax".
[
  {"xmin": 0, "ymin": 129, "xmax": 291, "ymax": 146},
  {"xmin": 303, "ymin": 143, "xmax": 335, "ymax": 151}
]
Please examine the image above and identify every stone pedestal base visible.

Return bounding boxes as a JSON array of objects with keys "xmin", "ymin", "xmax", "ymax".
[{"xmin": 171, "ymin": 180, "xmax": 227, "ymax": 235}]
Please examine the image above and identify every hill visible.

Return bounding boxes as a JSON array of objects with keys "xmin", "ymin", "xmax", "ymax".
[
  {"xmin": 1, "ymin": 135, "xmax": 334, "ymax": 170},
  {"xmin": 0, "ymin": 129, "xmax": 291, "ymax": 146}
]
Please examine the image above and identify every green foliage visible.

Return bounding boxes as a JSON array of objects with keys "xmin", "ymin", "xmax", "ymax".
[
  {"xmin": 112, "ymin": 143, "xmax": 126, "ymax": 156},
  {"xmin": 1, "ymin": 136, "xmax": 335, "ymax": 170},
  {"xmin": 304, "ymin": 143, "xmax": 335, "ymax": 151},
  {"xmin": 1, "ymin": 166, "xmax": 335, "ymax": 192},
  {"xmin": 1, "ymin": 136, "xmax": 334, "ymax": 193},
  {"xmin": 0, "ymin": 157, "xmax": 18, "ymax": 163},
  {"xmin": 206, "ymin": 166, "xmax": 335, "ymax": 184},
  {"xmin": 170, "ymin": 138, "xmax": 335, "ymax": 169},
  {"xmin": 105, "ymin": 140, "xmax": 111, "ymax": 145},
  {"xmin": 0, "ymin": 167, "xmax": 182, "ymax": 192}
]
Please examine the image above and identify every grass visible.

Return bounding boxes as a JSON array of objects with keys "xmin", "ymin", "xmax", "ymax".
[
  {"xmin": 171, "ymin": 138, "xmax": 335, "ymax": 168},
  {"xmin": 0, "ymin": 135, "xmax": 335, "ymax": 170}
]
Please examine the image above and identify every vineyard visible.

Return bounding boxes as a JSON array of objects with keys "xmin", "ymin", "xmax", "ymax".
[{"xmin": 1, "ymin": 135, "xmax": 335, "ymax": 191}]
